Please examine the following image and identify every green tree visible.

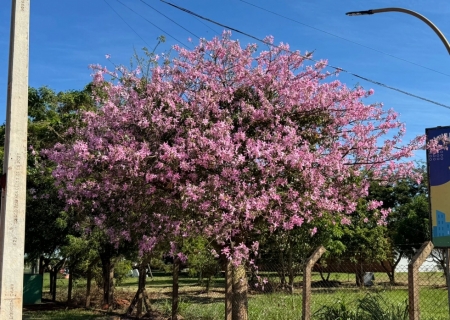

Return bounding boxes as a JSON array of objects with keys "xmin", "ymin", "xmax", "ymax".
[
  {"xmin": 183, "ymin": 236, "xmax": 220, "ymax": 292},
  {"xmin": 59, "ymin": 234, "xmax": 100, "ymax": 304},
  {"xmin": 0, "ymin": 85, "xmax": 95, "ymax": 301},
  {"xmin": 259, "ymin": 215, "xmax": 345, "ymax": 292},
  {"xmin": 337, "ymin": 198, "xmax": 391, "ymax": 286},
  {"xmin": 24, "ymin": 86, "xmax": 94, "ymax": 261},
  {"xmin": 367, "ymin": 165, "xmax": 430, "ymax": 283}
]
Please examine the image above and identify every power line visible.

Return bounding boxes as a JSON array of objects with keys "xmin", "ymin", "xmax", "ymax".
[
  {"xmin": 160, "ymin": 0, "xmax": 450, "ymax": 111},
  {"xmin": 347, "ymin": 73, "xmax": 450, "ymax": 110},
  {"xmin": 143, "ymin": 0, "xmax": 221, "ymax": 37},
  {"xmin": 114, "ymin": 0, "xmax": 191, "ymax": 49},
  {"xmin": 239, "ymin": 0, "xmax": 450, "ymax": 78},
  {"xmin": 139, "ymin": 0, "xmax": 200, "ymax": 39},
  {"xmin": 103, "ymin": 0, "xmax": 151, "ymax": 47},
  {"xmin": 161, "ymin": 0, "xmax": 279, "ymax": 49},
  {"xmin": 194, "ymin": 16, "xmax": 222, "ymax": 35}
]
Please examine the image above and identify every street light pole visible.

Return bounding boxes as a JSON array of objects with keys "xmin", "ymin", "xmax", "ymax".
[
  {"xmin": 347, "ymin": 6, "xmax": 449, "ymax": 320},
  {"xmin": 346, "ymin": 7, "xmax": 450, "ymax": 54},
  {"xmin": 0, "ymin": 0, "xmax": 30, "ymax": 319}
]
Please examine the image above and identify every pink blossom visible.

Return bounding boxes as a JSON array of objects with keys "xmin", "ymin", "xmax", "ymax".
[
  {"xmin": 45, "ymin": 31, "xmax": 423, "ymax": 264},
  {"xmin": 367, "ymin": 200, "xmax": 383, "ymax": 211}
]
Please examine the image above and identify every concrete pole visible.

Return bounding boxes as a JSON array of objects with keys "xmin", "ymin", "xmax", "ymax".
[{"xmin": 0, "ymin": 0, "xmax": 30, "ymax": 319}]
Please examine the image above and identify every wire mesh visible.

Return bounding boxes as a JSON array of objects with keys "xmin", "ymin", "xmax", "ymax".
[{"xmin": 49, "ymin": 249, "xmax": 450, "ymax": 319}]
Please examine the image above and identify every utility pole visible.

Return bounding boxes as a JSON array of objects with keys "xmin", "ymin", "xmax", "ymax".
[{"xmin": 0, "ymin": 0, "xmax": 30, "ymax": 318}]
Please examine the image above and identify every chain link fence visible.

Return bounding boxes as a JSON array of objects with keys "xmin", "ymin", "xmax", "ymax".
[{"xmin": 48, "ymin": 246, "xmax": 450, "ymax": 319}]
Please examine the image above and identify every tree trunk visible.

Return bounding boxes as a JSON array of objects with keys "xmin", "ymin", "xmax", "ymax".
[
  {"xmin": 137, "ymin": 264, "xmax": 148, "ymax": 318},
  {"xmin": 381, "ymin": 252, "xmax": 402, "ymax": 285},
  {"xmin": 39, "ymin": 257, "xmax": 43, "ymax": 275},
  {"xmin": 50, "ymin": 269, "xmax": 58, "ymax": 301},
  {"xmin": 318, "ymin": 269, "xmax": 331, "ymax": 282},
  {"xmin": 49, "ymin": 269, "xmax": 54, "ymax": 294},
  {"xmin": 198, "ymin": 270, "xmax": 203, "ymax": 286},
  {"xmin": 388, "ymin": 271, "xmax": 395, "ymax": 285},
  {"xmin": 278, "ymin": 251, "xmax": 286, "ymax": 286},
  {"xmin": 287, "ymin": 244, "xmax": 294, "ymax": 294},
  {"xmin": 431, "ymin": 249, "xmax": 447, "ymax": 284},
  {"xmin": 205, "ymin": 276, "xmax": 212, "ymax": 293},
  {"xmin": 67, "ymin": 269, "xmax": 73, "ymax": 304},
  {"xmin": 318, "ymin": 269, "xmax": 325, "ymax": 281},
  {"xmin": 172, "ymin": 257, "xmax": 180, "ymax": 320},
  {"xmin": 47, "ymin": 259, "xmax": 65, "ymax": 301},
  {"xmin": 127, "ymin": 263, "xmax": 152, "ymax": 318},
  {"xmin": 85, "ymin": 265, "xmax": 92, "ymax": 308},
  {"xmin": 225, "ymin": 260, "xmax": 232, "ymax": 320},
  {"xmin": 355, "ymin": 263, "xmax": 364, "ymax": 287},
  {"xmin": 381, "ymin": 261, "xmax": 394, "ymax": 285},
  {"xmin": 439, "ymin": 251, "xmax": 449, "ymax": 286},
  {"xmin": 100, "ymin": 255, "xmax": 115, "ymax": 308},
  {"xmin": 232, "ymin": 264, "xmax": 248, "ymax": 320},
  {"xmin": 39, "ymin": 256, "xmax": 45, "ymax": 275}
]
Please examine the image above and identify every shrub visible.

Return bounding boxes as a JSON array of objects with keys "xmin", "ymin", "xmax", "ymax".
[
  {"xmin": 314, "ymin": 292, "xmax": 408, "ymax": 320},
  {"xmin": 114, "ymin": 259, "xmax": 133, "ymax": 285},
  {"xmin": 314, "ymin": 300, "xmax": 360, "ymax": 320},
  {"xmin": 358, "ymin": 293, "xmax": 408, "ymax": 320}
]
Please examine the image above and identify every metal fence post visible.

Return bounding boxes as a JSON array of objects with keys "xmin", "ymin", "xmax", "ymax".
[
  {"xmin": 302, "ymin": 246, "xmax": 326, "ymax": 320},
  {"xmin": 408, "ymin": 241, "xmax": 434, "ymax": 320}
]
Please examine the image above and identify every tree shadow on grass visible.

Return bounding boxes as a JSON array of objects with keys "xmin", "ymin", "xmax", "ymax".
[
  {"xmin": 23, "ymin": 300, "xmax": 126, "ymax": 320},
  {"xmin": 150, "ymin": 291, "xmax": 225, "ymax": 306},
  {"xmin": 23, "ymin": 309, "xmax": 115, "ymax": 320},
  {"xmin": 120, "ymin": 278, "xmax": 199, "ymax": 288},
  {"xmin": 120, "ymin": 277, "xmax": 226, "ymax": 289}
]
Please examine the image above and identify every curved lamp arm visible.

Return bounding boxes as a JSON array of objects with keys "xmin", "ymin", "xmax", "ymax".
[{"xmin": 346, "ymin": 7, "xmax": 450, "ymax": 55}]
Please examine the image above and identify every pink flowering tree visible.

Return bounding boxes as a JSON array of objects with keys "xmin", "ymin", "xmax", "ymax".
[{"xmin": 47, "ymin": 31, "xmax": 424, "ymax": 319}]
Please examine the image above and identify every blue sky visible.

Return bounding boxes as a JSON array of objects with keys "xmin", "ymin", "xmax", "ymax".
[{"xmin": 1, "ymin": 0, "xmax": 450, "ymax": 161}]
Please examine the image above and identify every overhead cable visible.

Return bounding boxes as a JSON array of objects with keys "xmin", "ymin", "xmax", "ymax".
[
  {"xmin": 240, "ymin": 0, "xmax": 450, "ymax": 78},
  {"xmin": 115, "ymin": 0, "xmax": 191, "ymax": 49},
  {"xmin": 103, "ymin": 0, "xmax": 151, "ymax": 47},
  {"xmin": 194, "ymin": 17, "xmax": 222, "ymax": 35},
  {"xmin": 140, "ymin": 0, "xmax": 200, "ymax": 39},
  {"xmin": 160, "ymin": 0, "xmax": 450, "ymax": 110}
]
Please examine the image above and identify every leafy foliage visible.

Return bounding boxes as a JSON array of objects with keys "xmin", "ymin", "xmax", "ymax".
[
  {"xmin": 0, "ymin": 86, "xmax": 95, "ymax": 264},
  {"xmin": 182, "ymin": 236, "xmax": 219, "ymax": 282},
  {"xmin": 315, "ymin": 293, "xmax": 408, "ymax": 320},
  {"xmin": 114, "ymin": 259, "xmax": 133, "ymax": 285},
  {"xmin": 314, "ymin": 300, "xmax": 360, "ymax": 320}
]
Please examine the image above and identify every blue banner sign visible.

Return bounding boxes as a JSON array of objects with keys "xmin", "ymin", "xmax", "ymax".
[{"xmin": 426, "ymin": 126, "xmax": 450, "ymax": 248}]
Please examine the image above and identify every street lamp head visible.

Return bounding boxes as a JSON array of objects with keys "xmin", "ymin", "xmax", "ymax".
[
  {"xmin": 346, "ymin": 10, "xmax": 374, "ymax": 16},
  {"xmin": 345, "ymin": 7, "xmax": 450, "ymax": 54}
]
